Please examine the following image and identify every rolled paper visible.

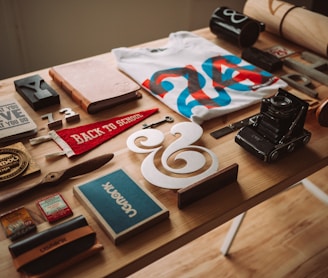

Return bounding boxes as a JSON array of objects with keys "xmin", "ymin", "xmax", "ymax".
[{"xmin": 243, "ymin": 0, "xmax": 328, "ymax": 57}]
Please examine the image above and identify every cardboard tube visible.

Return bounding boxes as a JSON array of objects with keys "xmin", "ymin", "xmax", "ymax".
[{"xmin": 243, "ymin": 0, "xmax": 328, "ymax": 57}]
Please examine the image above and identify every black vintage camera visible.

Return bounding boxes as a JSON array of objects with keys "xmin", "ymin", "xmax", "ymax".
[{"xmin": 235, "ymin": 88, "xmax": 311, "ymax": 162}]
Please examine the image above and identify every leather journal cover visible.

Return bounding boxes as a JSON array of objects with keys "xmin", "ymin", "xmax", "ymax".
[
  {"xmin": 73, "ymin": 169, "xmax": 169, "ymax": 245},
  {"xmin": 8, "ymin": 215, "xmax": 103, "ymax": 278},
  {"xmin": 49, "ymin": 57, "xmax": 141, "ymax": 114}
]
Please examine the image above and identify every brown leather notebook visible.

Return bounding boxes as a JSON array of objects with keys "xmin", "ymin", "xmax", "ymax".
[{"xmin": 49, "ymin": 57, "xmax": 141, "ymax": 114}]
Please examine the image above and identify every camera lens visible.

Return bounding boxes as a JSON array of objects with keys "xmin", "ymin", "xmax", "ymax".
[
  {"xmin": 270, "ymin": 96, "xmax": 292, "ymax": 108},
  {"xmin": 266, "ymin": 95, "xmax": 294, "ymax": 119}
]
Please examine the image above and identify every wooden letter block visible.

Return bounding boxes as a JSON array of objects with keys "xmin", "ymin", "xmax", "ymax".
[{"xmin": 177, "ymin": 163, "xmax": 239, "ymax": 209}]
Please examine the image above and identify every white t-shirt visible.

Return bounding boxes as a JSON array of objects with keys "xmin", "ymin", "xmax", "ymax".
[{"xmin": 112, "ymin": 31, "xmax": 286, "ymax": 124}]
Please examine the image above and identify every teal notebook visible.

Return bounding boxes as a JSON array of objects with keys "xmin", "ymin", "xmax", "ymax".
[{"xmin": 73, "ymin": 169, "xmax": 169, "ymax": 244}]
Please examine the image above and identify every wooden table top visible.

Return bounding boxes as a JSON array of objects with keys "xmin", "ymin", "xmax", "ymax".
[{"xmin": 0, "ymin": 28, "xmax": 327, "ymax": 277}]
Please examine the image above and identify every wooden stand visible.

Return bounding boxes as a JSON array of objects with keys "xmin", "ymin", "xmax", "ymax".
[{"xmin": 177, "ymin": 164, "xmax": 239, "ymax": 209}]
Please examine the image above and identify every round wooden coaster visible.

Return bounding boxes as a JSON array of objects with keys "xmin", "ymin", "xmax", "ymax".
[
  {"xmin": 316, "ymin": 98, "xmax": 328, "ymax": 127},
  {"xmin": 0, "ymin": 148, "xmax": 29, "ymax": 183}
]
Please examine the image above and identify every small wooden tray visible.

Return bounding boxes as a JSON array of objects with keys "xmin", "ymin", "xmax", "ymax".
[{"xmin": 177, "ymin": 163, "xmax": 239, "ymax": 209}]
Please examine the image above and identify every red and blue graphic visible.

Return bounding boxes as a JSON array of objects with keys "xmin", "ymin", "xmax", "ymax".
[{"xmin": 143, "ymin": 54, "xmax": 278, "ymax": 118}]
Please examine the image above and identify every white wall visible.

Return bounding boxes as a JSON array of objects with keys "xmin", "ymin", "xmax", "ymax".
[{"xmin": 0, "ymin": 0, "xmax": 245, "ymax": 79}]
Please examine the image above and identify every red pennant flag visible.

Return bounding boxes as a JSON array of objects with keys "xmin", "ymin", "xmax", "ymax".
[{"xmin": 48, "ymin": 108, "xmax": 158, "ymax": 157}]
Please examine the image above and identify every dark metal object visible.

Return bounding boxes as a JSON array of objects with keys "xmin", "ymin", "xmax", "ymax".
[
  {"xmin": 0, "ymin": 153, "xmax": 114, "ymax": 204},
  {"xmin": 242, "ymin": 47, "xmax": 283, "ymax": 72},
  {"xmin": 210, "ymin": 114, "xmax": 259, "ymax": 139},
  {"xmin": 14, "ymin": 74, "xmax": 60, "ymax": 110},
  {"xmin": 209, "ymin": 7, "xmax": 263, "ymax": 48},
  {"xmin": 142, "ymin": 116, "xmax": 174, "ymax": 129},
  {"xmin": 235, "ymin": 88, "xmax": 311, "ymax": 162}
]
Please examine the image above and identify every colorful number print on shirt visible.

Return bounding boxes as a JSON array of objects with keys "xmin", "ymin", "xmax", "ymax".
[{"xmin": 143, "ymin": 54, "xmax": 278, "ymax": 119}]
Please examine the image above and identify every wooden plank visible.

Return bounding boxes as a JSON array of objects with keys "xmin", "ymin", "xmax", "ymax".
[{"xmin": 177, "ymin": 163, "xmax": 239, "ymax": 209}]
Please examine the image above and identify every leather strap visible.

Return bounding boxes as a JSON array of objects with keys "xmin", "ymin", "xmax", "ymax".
[
  {"xmin": 28, "ymin": 242, "xmax": 104, "ymax": 278},
  {"xmin": 13, "ymin": 226, "xmax": 94, "ymax": 271}
]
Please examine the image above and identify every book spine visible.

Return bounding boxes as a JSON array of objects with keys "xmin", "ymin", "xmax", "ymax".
[
  {"xmin": 49, "ymin": 69, "xmax": 90, "ymax": 113},
  {"xmin": 73, "ymin": 188, "xmax": 116, "ymax": 243}
]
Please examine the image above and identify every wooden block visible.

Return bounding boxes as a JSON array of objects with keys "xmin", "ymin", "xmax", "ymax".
[
  {"xmin": 0, "ymin": 99, "xmax": 37, "ymax": 143},
  {"xmin": 177, "ymin": 163, "xmax": 239, "ymax": 209},
  {"xmin": 0, "ymin": 142, "xmax": 41, "ymax": 186}
]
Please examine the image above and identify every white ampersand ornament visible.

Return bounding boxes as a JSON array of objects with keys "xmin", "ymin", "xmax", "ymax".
[{"xmin": 126, "ymin": 122, "xmax": 218, "ymax": 189}]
